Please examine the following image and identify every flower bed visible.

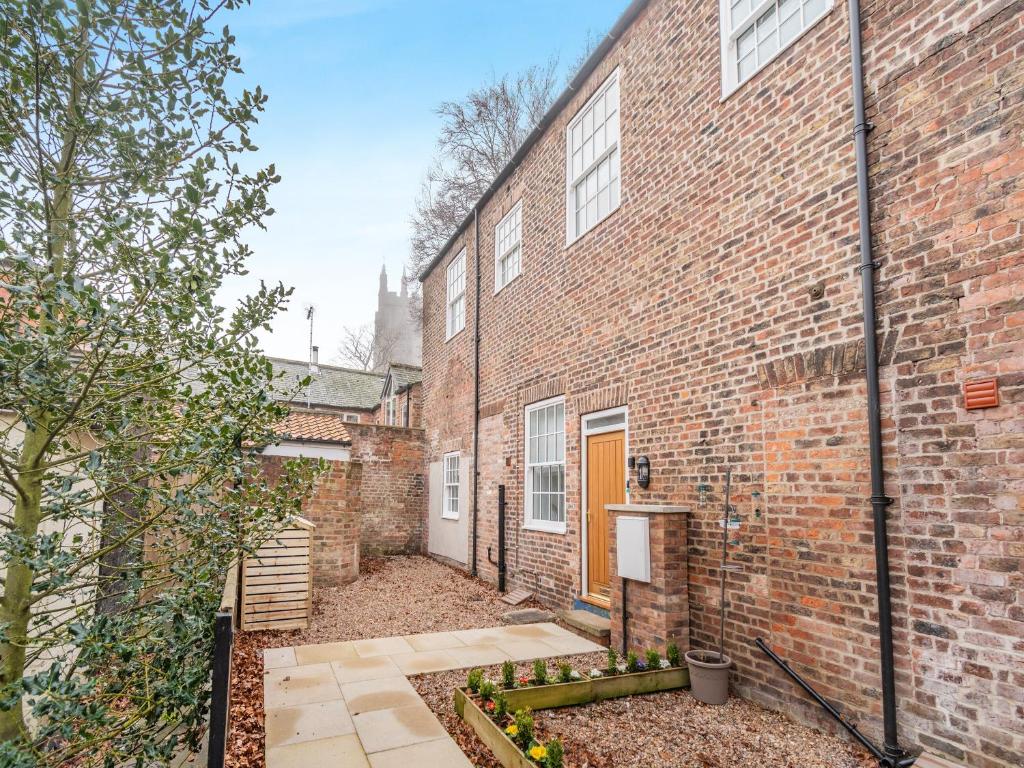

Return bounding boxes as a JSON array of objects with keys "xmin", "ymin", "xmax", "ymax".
[{"xmin": 455, "ymin": 646, "xmax": 689, "ymax": 768}]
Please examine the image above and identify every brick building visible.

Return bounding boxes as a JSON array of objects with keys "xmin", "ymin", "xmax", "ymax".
[
  {"xmin": 373, "ymin": 362, "xmax": 423, "ymax": 428},
  {"xmin": 418, "ymin": 1, "xmax": 1023, "ymax": 766},
  {"xmin": 258, "ymin": 360, "xmax": 426, "ymax": 586}
]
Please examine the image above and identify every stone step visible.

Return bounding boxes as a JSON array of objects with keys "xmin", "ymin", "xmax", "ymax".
[
  {"xmin": 559, "ymin": 609, "xmax": 611, "ymax": 643},
  {"xmin": 501, "ymin": 608, "xmax": 556, "ymax": 625}
]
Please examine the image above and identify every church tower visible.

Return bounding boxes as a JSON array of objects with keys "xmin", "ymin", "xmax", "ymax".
[{"xmin": 372, "ymin": 265, "xmax": 421, "ymax": 372}]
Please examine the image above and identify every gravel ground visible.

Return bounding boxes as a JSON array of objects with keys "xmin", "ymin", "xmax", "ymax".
[
  {"xmin": 227, "ymin": 555, "xmax": 873, "ymax": 768},
  {"xmin": 412, "ymin": 664, "xmax": 874, "ymax": 768}
]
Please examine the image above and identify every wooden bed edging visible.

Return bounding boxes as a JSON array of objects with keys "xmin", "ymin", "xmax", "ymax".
[
  {"xmin": 499, "ymin": 666, "xmax": 689, "ymax": 711},
  {"xmin": 455, "ymin": 689, "xmax": 536, "ymax": 768},
  {"xmin": 455, "ymin": 666, "xmax": 690, "ymax": 768}
]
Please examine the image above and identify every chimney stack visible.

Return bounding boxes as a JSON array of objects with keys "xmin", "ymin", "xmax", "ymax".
[{"xmin": 310, "ymin": 345, "xmax": 320, "ymax": 374}]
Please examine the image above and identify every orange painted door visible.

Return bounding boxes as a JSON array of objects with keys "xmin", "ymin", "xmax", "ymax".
[{"xmin": 586, "ymin": 430, "xmax": 625, "ymax": 603}]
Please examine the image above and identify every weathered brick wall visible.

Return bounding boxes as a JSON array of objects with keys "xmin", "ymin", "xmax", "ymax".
[
  {"xmin": 420, "ymin": 0, "xmax": 1022, "ymax": 764},
  {"xmin": 347, "ymin": 423, "xmax": 427, "ymax": 557},
  {"xmin": 257, "ymin": 454, "xmax": 360, "ymax": 587},
  {"xmin": 608, "ymin": 508, "xmax": 690, "ymax": 654}
]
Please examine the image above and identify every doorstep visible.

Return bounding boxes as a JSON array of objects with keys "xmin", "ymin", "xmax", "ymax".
[{"xmin": 559, "ymin": 609, "xmax": 611, "ymax": 643}]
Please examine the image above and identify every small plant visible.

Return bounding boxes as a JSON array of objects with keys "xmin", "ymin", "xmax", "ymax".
[
  {"xmin": 545, "ymin": 738, "xmax": 564, "ymax": 768},
  {"xmin": 478, "ymin": 679, "xmax": 496, "ymax": 701},
  {"xmin": 667, "ymin": 641, "xmax": 681, "ymax": 667},
  {"xmin": 557, "ymin": 662, "xmax": 573, "ymax": 683},
  {"xmin": 529, "ymin": 744, "xmax": 548, "ymax": 762},
  {"xmin": 626, "ymin": 650, "xmax": 640, "ymax": 673},
  {"xmin": 532, "ymin": 658, "xmax": 548, "ymax": 685},
  {"xmin": 645, "ymin": 649, "xmax": 662, "ymax": 670},
  {"xmin": 606, "ymin": 647, "xmax": 618, "ymax": 673},
  {"xmin": 493, "ymin": 693, "xmax": 509, "ymax": 721},
  {"xmin": 467, "ymin": 668, "xmax": 484, "ymax": 694},
  {"xmin": 501, "ymin": 660, "xmax": 517, "ymax": 689},
  {"xmin": 512, "ymin": 708, "xmax": 535, "ymax": 750}
]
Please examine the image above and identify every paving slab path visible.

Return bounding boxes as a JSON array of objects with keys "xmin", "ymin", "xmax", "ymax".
[{"xmin": 263, "ymin": 621, "xmax": 604, "ymax": 767}]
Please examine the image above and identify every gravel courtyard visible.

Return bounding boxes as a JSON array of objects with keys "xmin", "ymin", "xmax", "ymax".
[{"xmin": 226, "ymin": 555, "xmax": 872, "ymax": 768}]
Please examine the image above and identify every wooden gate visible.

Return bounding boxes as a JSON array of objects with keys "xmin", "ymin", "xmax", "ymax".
[{"xmin": 241, "ymin": 516, "xmax": 314, "ymax": 631}]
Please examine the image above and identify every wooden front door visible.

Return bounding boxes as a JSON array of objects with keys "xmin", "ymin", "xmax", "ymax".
[{"xmin": 586, "ymin": 430, "xmax": 625, "ymax": 604}]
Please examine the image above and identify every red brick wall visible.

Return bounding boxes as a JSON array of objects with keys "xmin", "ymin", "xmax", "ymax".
[
  {"xmin": 347, "ymin": 423, "xmax": 427, "ymax": 557},
  {"xmin": 257, "ymin": 454, "xmax": 360, "ymax": 587},
  {"xmin": 419, "ymin": 1, "xmax": 1023, "ymax": 764},
  {"xmin": 256, "ymin": 426, "xmax": 425, "ymax": 582}
]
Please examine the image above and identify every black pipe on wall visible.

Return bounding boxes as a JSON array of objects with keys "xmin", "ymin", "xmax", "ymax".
[
  {"xmin": 470, "ymin": 207, "xmax": 481, "ymax": 576},
  {"xmin": 497, "ymin": 484, "xmax": 506, "ymax": 593},
  {"xmin": 848, "ymin": 0, "xmax": 903, "ymax": 761}
]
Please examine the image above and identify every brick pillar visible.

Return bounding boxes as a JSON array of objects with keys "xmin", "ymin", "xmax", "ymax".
[{"xmin": 608, "ymin": 504, "xmax": 690, "ymax": 655}]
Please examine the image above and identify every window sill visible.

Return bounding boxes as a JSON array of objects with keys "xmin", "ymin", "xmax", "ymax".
[
  {"xmin": 445, "ymin": 328, "xmax": 464, "ymax": 343},
  {"xmin": 523, "ymin": 521, "xmax": 567, "ymax": 535},
  {"xmin": 441, "ymin": 513, "xmax": 460, "ymax": 521}
]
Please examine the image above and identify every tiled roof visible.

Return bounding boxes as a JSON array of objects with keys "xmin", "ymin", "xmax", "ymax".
[
  {"xmin": 269, "ymin": 357, "xmax": 384, "ymax": 411},
  {"xmin": 383, "ymin": 362, "xmax": 423, "ymax": 396},
  {"xmin": 275, "ymin": 411, "xmax": 351, "ymax": 445}
]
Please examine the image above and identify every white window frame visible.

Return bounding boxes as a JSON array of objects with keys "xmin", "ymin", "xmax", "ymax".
[
  {"xmin": 344, "ymin": 413, "xmax": 359, "ymax": 423},
  {"xmin": 720, "ymin": 0, "xmax": 834, "ymax": 98},
  {"xmin": 523, "ymin": 395, "xmax": 567, "ymax": 534},
  {"xmin": 494, "ymin": 201, "xmax": 523, "ymax": 293},
  {"xmin": 446, "ymin": 248, "xmax": 466, "ymax": 340},
  {"xmin": 442, "ymin": 452, "xmax": 460, "ymax": 520},
  {"xmin": 565, "ymin": 69, "xmax": 621, "ymax": 246}
]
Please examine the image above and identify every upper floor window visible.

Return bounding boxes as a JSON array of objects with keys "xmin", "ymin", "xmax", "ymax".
[
  {"xmin": 565, "ymin": 70, "xmax": 620, "ymax": 245},
  {"xmin": 494, "ymin": 201, "xmax": 522, "ymax": 293},
  {"xmin": 524, "ymin": 396, "xmax": 566, "ymax": 533},
  {"xmin": 446, "ymin": 249, "xmax": 466, "ymax": 339},
  {"xmin": 721, "ymin": 0, "xmax": 833, "ymax": 96},
  {"xmin": 442, "ymin": 452, "xmax": 460, "ymax": 520},
  {"xmin": 344, "ymin": 413, "xmax": 359, "ymax": 423}
]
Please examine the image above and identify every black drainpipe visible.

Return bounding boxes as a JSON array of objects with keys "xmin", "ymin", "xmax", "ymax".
[
  {"xmin": 471, "ymin": 206, "xmax": 481, "ymax": 576},
  {"xmin": 759, "ymin": 5, "xmax": 912, "ymax": 767},
  {"xmin": 848, "ymin": 0, "xmax": 902, "ymax": 761}
]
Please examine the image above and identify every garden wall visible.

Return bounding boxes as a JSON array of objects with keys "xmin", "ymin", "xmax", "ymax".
[{"xmin": 256, "ymin": 424, "xmax": 425, "ymax": 586}]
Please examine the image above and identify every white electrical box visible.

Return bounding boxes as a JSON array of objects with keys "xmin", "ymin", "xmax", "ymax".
[{"xmin": 616, "ymin": 516, "xmax": 651, "ymax": 583}]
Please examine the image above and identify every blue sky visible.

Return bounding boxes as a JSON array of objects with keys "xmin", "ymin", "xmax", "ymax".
[{"xmin": 218, "ymin": 0, "xmax": 628, "ymax": 363}]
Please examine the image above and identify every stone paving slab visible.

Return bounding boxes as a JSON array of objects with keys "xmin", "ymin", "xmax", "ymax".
[{"xmin": 264, "ymin": 622, "xmax": 604, "ymax": 768}]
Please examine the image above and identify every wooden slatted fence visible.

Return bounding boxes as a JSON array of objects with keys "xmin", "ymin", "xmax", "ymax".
[{"xmin": 241, "ymin": 516, "xmax": 314, "ymax": 632}]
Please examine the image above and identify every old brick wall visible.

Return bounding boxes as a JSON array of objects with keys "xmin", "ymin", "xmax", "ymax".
[
  {"xmin": 419, "ymin": 0, "xmax": 1023, "ymax": 765},
  {"xmin": 347, "ymin": 423, "xmax": 427, "ymax": 557},
  {"xmin": 257, "ymin": 454, "xmax": 360, "ymax": 587}
]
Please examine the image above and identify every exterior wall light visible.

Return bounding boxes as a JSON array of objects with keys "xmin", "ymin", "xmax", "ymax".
[{"xmin": 636, "ymin": 455, "xmax": 650, "ymax": 489}]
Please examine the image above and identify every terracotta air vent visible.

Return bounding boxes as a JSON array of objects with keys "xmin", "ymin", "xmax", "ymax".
[{"xmin": 964, "ymin": 378, "xmax": 999, "ymax": 410}]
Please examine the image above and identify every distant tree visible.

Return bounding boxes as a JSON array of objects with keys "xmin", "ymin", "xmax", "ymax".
[
  {"xmin": 335, "ymin": 323, "xmax": 398, "ymax": 371},
  {"xmin": 406, "ymin": 30, "xmax": 600, "ymax": 299},
  {"xmin": 407, "ymin": 59, "xmax": 560, "ymax": 279},
  {"xmin": 0, "ymin": 2, "xmax": 321, "ymax": 765}
]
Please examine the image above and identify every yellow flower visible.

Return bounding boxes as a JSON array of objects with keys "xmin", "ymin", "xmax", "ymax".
[
  {"xmin": 529, "ymin": 745, "xmax": 548, "ymax": 760},
  {"xmin": 505, "ymin": 724, "xmax": 518, "ymax": 737}
]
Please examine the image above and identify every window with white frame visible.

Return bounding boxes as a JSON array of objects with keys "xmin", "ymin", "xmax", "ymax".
[
  {"xmin": 494, "ymin": 202, "xmax": 522, "ymax": 292},
  {"xmin": 721, "ymin": 0, "xmax": 833, "ymax": 96},
  {"xmin": 446, "ymin": 249, "xmax": 466, "ymax": 339},
  {"xmin": 442, "ymin": 452, "xmax": 460, "ymax": 520},
  {"xmin": 565, "ymin": 70, "xmax": 620, "ymax": 244},
  {"xmin": 524, "ymin": 397, "xmax": 566, "ymax": 531},
  {"xmin": 344, "ymin": 413, "xmax": 359, "ymax": 423}
]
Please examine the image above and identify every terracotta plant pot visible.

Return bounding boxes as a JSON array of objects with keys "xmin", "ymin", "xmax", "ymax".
[{"xmin": 685, "ymin": 650, "xmax": 731, "ymax": 705}]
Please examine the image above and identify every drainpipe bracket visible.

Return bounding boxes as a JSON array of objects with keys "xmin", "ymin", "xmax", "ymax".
[
  {"xmin": 856, "ymin": 260, "xmax": 882, "ymax": 273},
  {"xmin": 853, "ymin": 121, "xmax": 875, "ymax": 137},
  {"xmin": 870, "ymin": 495, "xmax": 894, "ymax": 507}
]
